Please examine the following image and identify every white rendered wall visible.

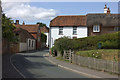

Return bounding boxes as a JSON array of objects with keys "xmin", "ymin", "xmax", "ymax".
[
  {"xmin": 50, "ymin": 27, "xmax": 87, "ymax": 48},
  {"xmin": 27, "ymin": 39, "xmax": 36, "ymax": 50},
  {"xmin": 19, "ymin": 43, "xmax": 27, "ymax": 52}
]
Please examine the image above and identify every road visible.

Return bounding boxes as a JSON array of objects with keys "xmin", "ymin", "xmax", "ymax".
[{"xmin": 10, "ymin": 49, "xmax": 88, "ymax": 78}]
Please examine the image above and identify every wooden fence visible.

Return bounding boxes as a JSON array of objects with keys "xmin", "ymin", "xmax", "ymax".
[{"xmin": 63, "ymin": 50, "xmax": 119, "ymax": 74}]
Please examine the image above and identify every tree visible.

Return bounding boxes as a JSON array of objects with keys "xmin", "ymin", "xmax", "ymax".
[
  {"xmin": 36, "ymin": 22, "xmax": 46, "ymax": 27},
  {"xmin": 2, "ymin": 13, "xmax": 17, "ymax": 42}
]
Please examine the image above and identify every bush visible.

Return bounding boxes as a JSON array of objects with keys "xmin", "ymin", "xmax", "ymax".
[
  {"xmin": 53, "ymin": 32, "xmax": 119, "ymax": 53},
  {"xmin": 100, "ymin": 40, "xmax": 118, "ymax": 49},
  {"xmin": 54, "ymin": 37, "xmax": 73, "ymax": 56},
  {"xmin": 50, "ymin": 46, "xmax": 55, "ymax": 56}
]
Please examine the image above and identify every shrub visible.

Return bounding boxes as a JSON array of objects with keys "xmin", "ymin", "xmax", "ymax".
[
  {"xmin": 100, "ymin": 40, "xmax": 118, "ymax": 49},
  {"xmin": 53, "ymin": 32, "xmax": 119, "ymax": 53}
]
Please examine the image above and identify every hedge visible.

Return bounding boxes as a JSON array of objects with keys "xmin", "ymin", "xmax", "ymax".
[{"xmin": 53, "ymin": 31, "xmax": 119, "ymax": 52}]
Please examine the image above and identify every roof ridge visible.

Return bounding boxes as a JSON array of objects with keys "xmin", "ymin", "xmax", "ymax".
[{"xmin": 58, "ymin": 15, "xmax": 86, "ymax": 17}]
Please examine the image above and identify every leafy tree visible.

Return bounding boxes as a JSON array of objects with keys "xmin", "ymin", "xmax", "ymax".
[
  {"xmin": 36, "ymin": 22, "xmax": 46, "ymax": 27},
  {"xmin": 2, "ymin": 13, "xmax": 17, "ymax": 42},
  {"xmin": 41, "ymin": 32, "xmax": 47, "ymax": 43}
]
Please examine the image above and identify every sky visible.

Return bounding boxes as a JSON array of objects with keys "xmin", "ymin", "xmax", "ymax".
[{"xmin": 1, "ymin": 2, "xmax": 118, "ymax": 27}]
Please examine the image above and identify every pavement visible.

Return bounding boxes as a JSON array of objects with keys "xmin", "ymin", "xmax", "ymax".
[{"xmin": 44, "ymin": 53, "xmax": 119, "ymax": 79}]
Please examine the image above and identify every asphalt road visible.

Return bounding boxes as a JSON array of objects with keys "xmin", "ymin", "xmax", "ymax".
[{"xmin": 10, "ymin": 49, "xmax": 88, "ymax": 78}]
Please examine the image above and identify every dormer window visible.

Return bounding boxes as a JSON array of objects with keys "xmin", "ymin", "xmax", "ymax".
[{"xmin": 93, "ymin": 25, "xmax": 100, "ymax": 32}]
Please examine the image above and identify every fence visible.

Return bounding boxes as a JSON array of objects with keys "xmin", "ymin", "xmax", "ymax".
[{"xmin": 63, "ymin": 50, "xmax": 119, "ymax": 74}]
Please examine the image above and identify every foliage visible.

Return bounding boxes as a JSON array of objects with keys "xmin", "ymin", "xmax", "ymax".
[
  {"xmin": 53, "ymin": 32, "xmax": 119, "ymax": 54},
  {"xmin": 99, "ymin": 40, "xmax": 118, "ymax": 49},
  {"xmin": 50, "ymin": 46, "xmax": 55, "ymax": 55},
  {"xmin": 2, "ymin": 13, "xmax": 17, "ymax": 42},
  {"xmin": 37, "ymin": 22, "xmax": 46, "ymax": 27},
  {"xmin": 54, "ymin": 37, "xmax": 74, "ymax": 55},
  {"xmin": 41, "ymin": 32, "xmax": 47, "ymax": 43}
]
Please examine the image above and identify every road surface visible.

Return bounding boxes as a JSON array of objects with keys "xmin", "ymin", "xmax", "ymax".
[{"xmin": 11, "ymin": 50, "xmax": 88, "ymax": 78}]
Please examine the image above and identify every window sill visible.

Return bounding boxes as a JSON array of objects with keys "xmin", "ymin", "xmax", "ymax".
[
  {"xmin": 59, "ymin": 34, "xmax": 63, "ymax": 35},
  {"xmin": 73, "ymin": 34, "xmax": 77, "ymax": 35},
  {"xmin": 93, "ymin": 31, "xmax": 100, "ymax": 33}
]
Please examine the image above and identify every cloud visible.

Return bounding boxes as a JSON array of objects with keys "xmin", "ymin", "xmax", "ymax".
[{"xmin": 2, "ymin": 2, "xmax": 58, "ymax": 22}]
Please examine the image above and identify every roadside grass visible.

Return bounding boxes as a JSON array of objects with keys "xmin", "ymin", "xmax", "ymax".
[
  {"xmin": 76, "ymin": 49, "xmax": 119, "ymax": 61},
  {"xmin": 56, "ymin": 57, "xmax": 69, "ymax": 62}
]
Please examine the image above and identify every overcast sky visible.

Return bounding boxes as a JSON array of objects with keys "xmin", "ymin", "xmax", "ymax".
[{"xmin": 1, "ymin": 1, "xmax": 118, "ymax": 27}]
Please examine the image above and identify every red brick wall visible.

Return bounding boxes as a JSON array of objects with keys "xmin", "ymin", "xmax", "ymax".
[
  {"xmin": 2, "ymin": 39, "xmax": 19, "ymax": 54},
  {"xmin": 88, "ymin": 26, "xmax": 116, "ymax": 36},
  {"xmin": 2, "ymin": 39, "xmax": 10, "ymax": 54},
  {"xmin": 9, "ymin": 42, "xmax": 19, "ymax": 54}
]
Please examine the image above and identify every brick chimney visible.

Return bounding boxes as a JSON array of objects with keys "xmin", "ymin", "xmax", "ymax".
[
  {"xmin": 16, "ymin": 20, "xmax": 19, "ymax": 25},
  {"xmin": 22, "ymin": 21, "xmax": 25, "ymax": 25},
  {"xmin": 107, "ymin": 8, "xmax": 111, "ymax": 14}
]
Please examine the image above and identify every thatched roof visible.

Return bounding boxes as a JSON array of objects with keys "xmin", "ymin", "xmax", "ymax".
[{"xmin": 87, "ymin": 14, "xmax": 120, "ymax": 27}]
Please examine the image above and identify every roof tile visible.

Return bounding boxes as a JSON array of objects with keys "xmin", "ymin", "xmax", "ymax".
[{"xmin": 50, "ymin": 15, "xmax": 86, "ymax": 27}]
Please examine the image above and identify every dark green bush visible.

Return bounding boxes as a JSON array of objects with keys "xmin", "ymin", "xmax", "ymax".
[
  {"xmin": 99, "ymin": 40, "xmax": 118, "ymax": 49},
  {"xmin": 53, "ymin": 32, "xmax": 119, "ymax": 53}
]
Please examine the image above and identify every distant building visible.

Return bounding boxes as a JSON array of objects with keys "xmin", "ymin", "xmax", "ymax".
[
  {"xmin": 40, "ymin": 26, "xmax": 49, "ymax": 47},
  {"xmin": 14, "ymin": 28, "xmax": 36, "ymax": 52},
  {"xmin": 15, "ymin": 20, "xmax": 41, "ymax": 50}
]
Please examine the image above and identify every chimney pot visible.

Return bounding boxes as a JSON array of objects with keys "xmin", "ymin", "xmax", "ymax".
[
  {"xmin": 23, "ymin": 21, "xmax": 25, "ymax": 25},
  {"xmin": 16, "ymin": 20, "xmax": 19, "ymax": 25},
  {"xmin": 107, "ymin": 8, "xmax": 111, "ymax": 14}
]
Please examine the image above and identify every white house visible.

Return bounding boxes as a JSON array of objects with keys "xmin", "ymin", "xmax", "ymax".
[{"xmin": 49, "ymin": 15, "xmax": 88, "ymax": 48}]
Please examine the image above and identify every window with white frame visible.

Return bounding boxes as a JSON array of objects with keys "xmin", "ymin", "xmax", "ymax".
[
  {"xmin": 29, "ymin": 40, "xmax": 31, "ymax": 47},
  {"xmin": 59, "ymin": 27, "xmax": 63, "ymax": 35},
  {"xmin": 93, "ymin": 25, "xmax": 100, "ymax": 32},
  {"xmin": 73, "ymin": 27, "xmax": 77, "ymax": 35}
]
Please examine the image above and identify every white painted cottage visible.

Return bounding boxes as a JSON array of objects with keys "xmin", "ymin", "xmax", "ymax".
[{"xmin": 49, "ymin": 15, "xmax": 88, "ymax": 48}]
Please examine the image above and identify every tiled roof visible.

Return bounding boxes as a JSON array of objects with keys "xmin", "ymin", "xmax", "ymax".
[
  {"xmin": 50, "ymin": 15, "xmax": 86, "ymax": 27},
  {"xmin": 40, "ymin": 26, "xmax": 49, "ymax": 33},
  {"xmin": 14, "ymin": 28, "xmax": 35, "ymax": 42},
  {"xmin": 15, "ymin": 24, "xmax": 39, "ymax": 33}
]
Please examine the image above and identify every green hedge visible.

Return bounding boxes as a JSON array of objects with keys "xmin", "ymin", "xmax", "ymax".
[{"xmin": 53, "ymin": 32, "xmax": 119, "ymax": 52}]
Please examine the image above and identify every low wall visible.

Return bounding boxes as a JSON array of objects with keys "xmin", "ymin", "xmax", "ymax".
[
  {"xmin": 2, "ymin": 39, "xmax": 10, "ymax": 54},
  {"xmin": 9, "ymin": 42, "xmax": 19, "ymax": 54},
  {"xmin": 72, "ymin": 54, "xmax": 119, "ymax": 74}
]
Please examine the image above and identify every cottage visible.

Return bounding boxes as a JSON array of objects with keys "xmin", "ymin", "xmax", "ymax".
[
  {"xmin": 14, "ymin": 28, "xmax": 36, "ymax": 52},
  {"xmin": 15, "ymin": 20, "xmax": 41, "ymax": 50},
  {"xmin": 87, "ymin": 14, "xmax": 119, "ymax": 36},
  {"xmin": 49, "ymin": 15, "xmax": 87, "ymax": 48},
  {"xmin": 49, "ymin": 4, "xmax": 119, "ymax": 48}
]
